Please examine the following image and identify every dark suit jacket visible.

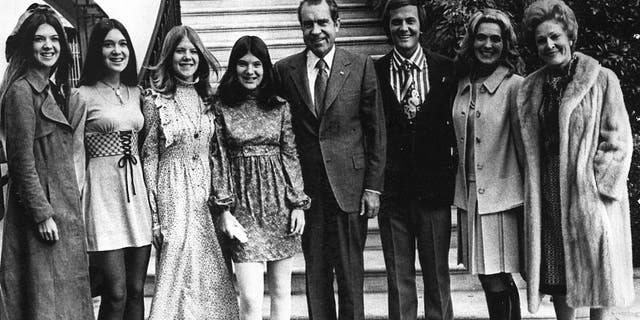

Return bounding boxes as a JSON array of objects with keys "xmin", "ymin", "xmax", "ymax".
[
  {"xmin": 274, "ymin": 48, "xmax": 386, "ymax": 212},
  {"xmin": 374, "ymin": 48, "xmax": 456, "ymax": 207}
]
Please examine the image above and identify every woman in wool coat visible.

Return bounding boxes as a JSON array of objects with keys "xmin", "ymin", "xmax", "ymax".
[
  {"xmin": 514, "ymin": 0, "xmax": 634, "ymax": 319},
  {"xmin": 452, "ymin": 9, "xmax": 525, "ymax": 320},
  {"xmin": 0, "ymin": 5, "xmax": 94, "ymax": 319}
]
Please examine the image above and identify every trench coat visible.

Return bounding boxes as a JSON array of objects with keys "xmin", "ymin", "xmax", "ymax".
[
  {"xmin": 0, "ymin": 69, "xmax": 93, "ymax": 319},
  {"xmin": 514, "ymin": 52, "xmax": 634, "ymax": 312}
]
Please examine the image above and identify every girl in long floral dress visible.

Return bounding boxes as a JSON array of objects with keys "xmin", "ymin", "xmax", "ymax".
[{"xmin": 141, "ymin": 25, "xmax": 239, "ymax": 320}]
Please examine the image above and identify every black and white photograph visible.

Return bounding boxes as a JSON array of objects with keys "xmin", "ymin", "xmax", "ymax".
[{"xmin": 0, "ymin": 0, "xmax": 639, "ymax": 319}]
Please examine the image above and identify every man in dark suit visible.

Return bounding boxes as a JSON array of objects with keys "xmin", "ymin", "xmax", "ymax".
[
  {"xmin": 373, "ymin": 1, "xmax": 457, "ymax": 319},
  {"xmin": 274, "ymin": 0, "xmax": 386, "ymax": 319}
]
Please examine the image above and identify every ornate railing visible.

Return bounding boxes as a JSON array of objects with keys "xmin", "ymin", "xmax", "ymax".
[{"xmin": 138, "ymin": 0, "xmax": 182, "ymax": 85}]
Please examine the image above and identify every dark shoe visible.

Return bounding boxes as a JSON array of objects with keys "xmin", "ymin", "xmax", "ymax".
[{"xmin": 484, "ymin": 290, "xmax": 511, "ymax": 320}]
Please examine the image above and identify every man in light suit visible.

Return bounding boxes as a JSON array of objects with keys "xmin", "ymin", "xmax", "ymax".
[
  {"xmin": 373, "ymin": 1, "xmax": 456, "ymax": 320},
  {"xmin": 274, "ymin": 0, "xmax": 386, "ymax": 319}
]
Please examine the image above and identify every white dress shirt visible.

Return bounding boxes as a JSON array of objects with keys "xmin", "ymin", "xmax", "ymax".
[{"xmin": 306, "ymin": 46, "xmax": 336, "ymax": 103}]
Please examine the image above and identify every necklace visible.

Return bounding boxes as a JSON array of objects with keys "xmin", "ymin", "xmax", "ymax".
[
  {"xmin": 99, "ymin": 80, "xmax": 125, "ymax": 105},
  {"xmin": 174, "ymin": 91, "xmax": 204, "ymax": 139}
]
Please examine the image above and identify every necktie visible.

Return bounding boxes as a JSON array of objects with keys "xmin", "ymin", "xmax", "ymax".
[
  {"xmin": 314, "ymin": 59, "xmax": 328, "ymax": 116},
  {"xmin": 400, "ymin": 60, "xmax": 420, "ymax": 120}
]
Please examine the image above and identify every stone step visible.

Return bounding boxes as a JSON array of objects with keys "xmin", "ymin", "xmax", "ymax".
[
  {"xmin": 108, "ymin": 287, "xmax": 594, "ymax": 320},
  {"xmin": 181, "ymin": 0, "xmax": 366, "ymax": 8},
  {"xmin": 143, "ymin": 211, "xmax": 460, "ymax": 294},
  {"xmin": 192, "ymin": 18, "xmax": 384, "ymax": 44},
  {"xmin": 206, "ymin": 35, "xmax": 391, "ymax": 65},
  {"xmin": 127, "ymin": 271, "xmax": 640, "ymax": 320},
  {"xmin": 144, "ymin": 236, "xmax": 468, "ymax": 296},
  {"xmin": 182, "ymin": 3, "xmax": 377, "ymax": 24}
]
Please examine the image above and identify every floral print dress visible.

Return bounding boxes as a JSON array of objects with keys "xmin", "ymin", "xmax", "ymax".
[
  {"xmin": 141, "ymin": 80, "xmax": 239, "ymax": 319},
  {"xmin": 214, "ymin": 96, "xmax": 310, "ymax": 262}
]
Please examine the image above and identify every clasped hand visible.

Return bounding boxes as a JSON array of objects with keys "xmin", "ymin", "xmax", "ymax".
[{"xmin": 37, "ymin": 217, "xmax": 59, "ymax": 242}]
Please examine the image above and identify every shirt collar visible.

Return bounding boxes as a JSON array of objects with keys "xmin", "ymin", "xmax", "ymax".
[
  {"xmin": 391, "ymin": 46, "xmax": 426, "ymax": 71},
  {"xmin": 307, "ymin": 45, "xmax": 336, "ymax": 71},
  {"xmin": 24, "ymin": 68, "xmax": 51, "ymax": 93},
  {"xmin": 459, "ymin": 65, "xmax": 511, "ymax": 95}
]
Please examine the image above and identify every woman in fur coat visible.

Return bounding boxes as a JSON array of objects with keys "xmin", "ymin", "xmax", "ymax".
[{"xmin": 515, "ymin": 0, "xmax": 635, "ymax": 319}]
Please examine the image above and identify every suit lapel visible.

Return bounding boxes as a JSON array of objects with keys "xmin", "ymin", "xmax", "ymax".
[
  {"xmin": 287, "ymin": 52, "xmax": 316, "ymax": 117},
  {"xmin": 378, "ymin": 53, "xmax": 401, "ymax": 105},
  {"xmin": 424, "ymin": 50, "xmax": 447, "ymax": 107},
  {"xmin": 322, "ymin": 49, "xmax": 350, "ymax": 114}
]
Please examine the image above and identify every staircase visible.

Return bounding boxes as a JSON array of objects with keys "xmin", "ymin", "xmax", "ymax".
[
  {"xmin": 111, "ymin": 0, "xmax": 600, "ymax": 318},
  {"xmin": 180, "ymin": 0, "xmax": 391, "ymax": 78}
]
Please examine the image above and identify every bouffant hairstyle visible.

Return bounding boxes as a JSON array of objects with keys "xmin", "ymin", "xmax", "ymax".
[
  {"xmin": 523, "ymin": 0, "xmax": 578, "ymax": 53},
  {"xmin": 147, "ymin": 25, "xmax": 219, "ymax": 99},
  {"xmin": 78, "ymin": 19, "xmax": 138, "ymax": 87},
  {"xmin": 382, "ymin": 0, "xmax": 427, "ymax": 45},
  {"xmin": 217, "ymin": 35, "xmax": 282, "ymax": 109},
  {"xmin": 454, "ymin": 8, "xmax": 524, "ymax": 77}
]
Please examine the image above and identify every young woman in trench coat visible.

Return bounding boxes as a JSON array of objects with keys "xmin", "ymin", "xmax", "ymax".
[{"xmin": 0, "ymin": 6, "xmax": 94, "ymax": 319}]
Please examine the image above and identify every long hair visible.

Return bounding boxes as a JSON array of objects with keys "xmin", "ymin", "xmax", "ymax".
[
  {"xmin": 147, "ymin": 25, "xmax": 218, "ymax": 99},
  {"xmin": 0, "ymin": 7, "xmax": 72, "ymax": 105},
  {"xmin": 217, "ymin": 36, "xmax": 281, "ymax": 109},
  {"xmin": 454, "ymin": 8, "xmax": 524, "ymax": 78},
  {"xmin": 78, "ymin": 19, "xmax": 137, "ymax": 87}
]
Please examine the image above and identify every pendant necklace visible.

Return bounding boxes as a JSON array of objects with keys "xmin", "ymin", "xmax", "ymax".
[
  {"xmin": 99, "ymin": 80, "xmax": 125, "ymax": 105},
  {"xmin": 175, "ymin": 93, "xmax": 203, "ymax": 139}
]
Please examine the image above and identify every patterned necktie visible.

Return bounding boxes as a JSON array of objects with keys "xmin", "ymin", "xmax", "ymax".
[
  {"xmin": 314, "ymin": 59, "xmax": 328, "ymax": 116},
  {"xmin": 400, "ymin": 60, "xmax": 420, "ymax": 120}
]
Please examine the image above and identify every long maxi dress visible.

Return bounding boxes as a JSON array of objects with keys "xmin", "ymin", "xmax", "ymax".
[{"xmin": 141, "ymin": 79, "xmax": 239, "ymax": 320}]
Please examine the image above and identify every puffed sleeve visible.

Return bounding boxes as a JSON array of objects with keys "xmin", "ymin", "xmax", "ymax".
[
  {"xmin": 593, "ymin": 69, "xmax": 633, "ymax": 201},
  {"xmin": 141, "ymin": 90, "xmax": 161, "ymax": 227},
  {"xmin": 279, "ymin": 102, "xmax": 310, "ymax": 210},
  {"xmin": 67, "ymin": 88, "xmax": 87, "ymax": 193},
  {"xmin": 3, "ymin": 82, "xmax": 54, "ymax": 223},
  {"xmin": 208, "ymin": 101, "xmax": 235, "ymax": 213}
]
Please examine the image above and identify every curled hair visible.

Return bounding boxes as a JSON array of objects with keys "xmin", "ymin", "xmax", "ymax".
[
  {"xmin": 523, "ymin": 0, "xmax": 578, "ymax": 53},
  {"xmin": 0, "ymin": 6, "xmax": 72, "ymax": 104},
  {"xmin": 297, "ymin": 0, "xmax": 339, "ymax": 23},
  {"xmin": 454, "ymin": 8, "xmax": 524, "ymax": 77},
  {"xmin": 78, "ymin": 19, "xmax": 138, "ymax": 87},
  {"xmin": 217, "ymin": 36, "xmax": 281, "ymax": 109},
  {"xmin": 147, "ymin": 25, "xmax": 219, "ymax": 99},
  {"xmin": 382, "ymin": 0, "xmax": 426, "ymax": 45}
]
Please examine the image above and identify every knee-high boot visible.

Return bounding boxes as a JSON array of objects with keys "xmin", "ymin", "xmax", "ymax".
[
  {"xmin": 508, "ymin": 281, "xmax": 521, "ymax": 320},
  {"xmin": 484, "ymin": 290, "xmax": 512, "ymax": 320}
]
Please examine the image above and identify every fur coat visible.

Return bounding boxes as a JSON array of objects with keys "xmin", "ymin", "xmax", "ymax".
[{"xmin": 514, "ymin": 52, "xmax": 634, "ymax": 312}]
